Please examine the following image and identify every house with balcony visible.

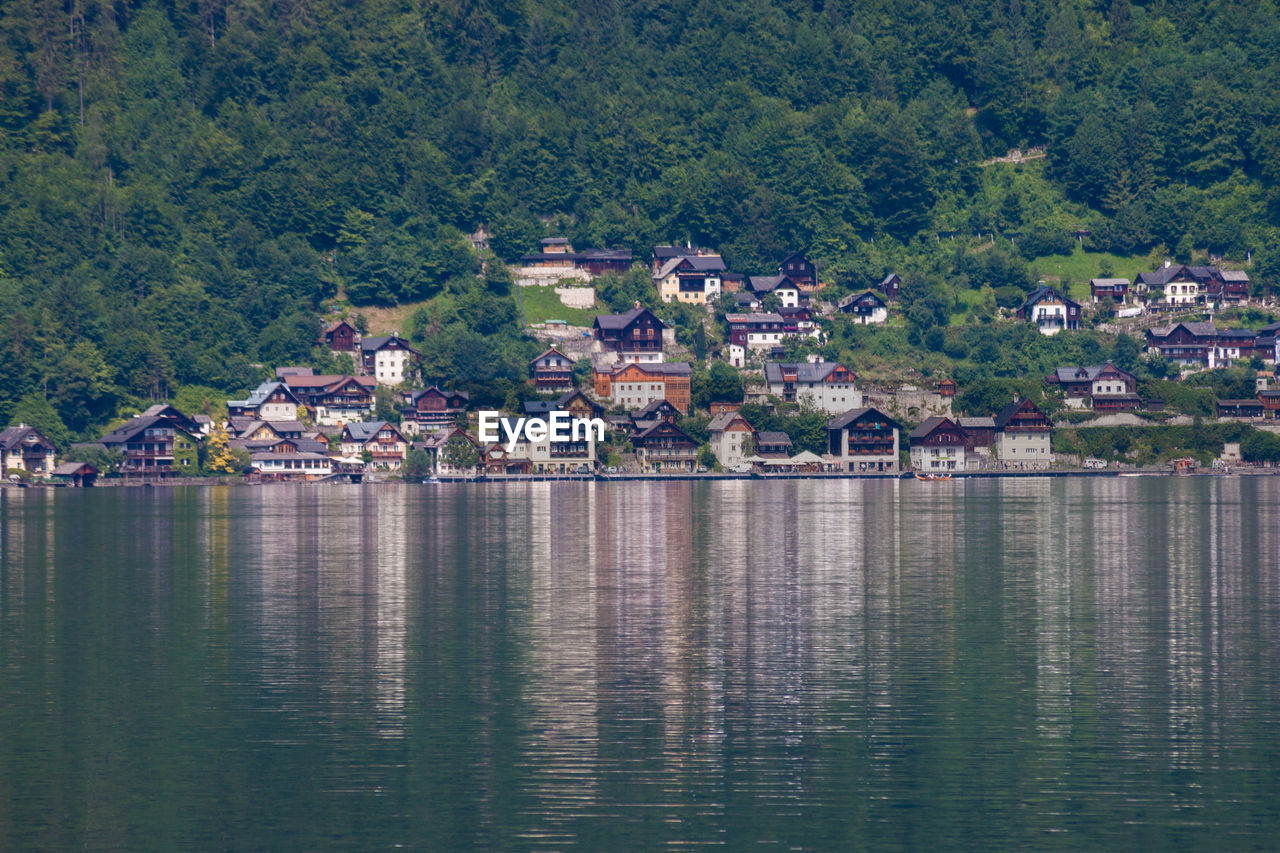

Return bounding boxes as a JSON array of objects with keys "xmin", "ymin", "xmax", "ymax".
[
  {"xmin": 994, "ymin": 397, "xmax": 1053, "ymax": 470},
  {"xmin": 826, "ymin": 407, "xmax": 900, "ymax": 473},
  {"xmin": 1047, "ymin": 363, "xmax": 1140, "ymax": 410},
  {"xmin": 530, "ymin": 347, "xmax": 576, "ymax": 392},
  {"xmin": 340, "ymin": 421, "xmax": 408, "ymax": 470},
  {"xmin": 593, "ymin": 305, "xmax": 667, "ymax": 363},
  {"xmin": 228, "ymin": 381, "xmax": 301, "ymax": 420},
  {"xmin": 1089, "ymin": 278, "xmax": 1131, "ymax": 305},
  {"xmin": 1017, "ymin": 286, "xmax": 1081, "ymax": 335},
  {"xmin": 653, "ymin": 254, "xmax": 726, "ymax": 304},
  {"xmin": 909, "ymin": 417, "xmax": 968, "ymax": 472},
  {"xmin": 281, "ymin": 374, "xmax": 376, "ymax": 426},
  {"xmin": 755, "ymin": 431, "xmax": 793, "ymax": 458},
  {"xmin": 401, "ymin": 386, "xmax": 469, "ymax": 436},
  {"xmin": 633, "ymin": 417, "xmax": 698, "ymax": 473},
  {"xmin": 763, "ymin": 361, "xmax": 862, "ymax": 414},
  {"xmin": 94, "ymin": 410, "xmax": 203, "ymax": 478},
  {"xmin": 1145, "ymin": 322, "xmax": 1217, "ymax": 366},
  {"xmin": 0, "ymin": 424, "xmax": 58, "ymax": 477},
  {"xmin": 837, "ymin": 291, "xmax": 889, "ymax": 324}
]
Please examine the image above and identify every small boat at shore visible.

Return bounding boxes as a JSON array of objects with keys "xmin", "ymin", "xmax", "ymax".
[{"xmin": 914, "ymin": 472, "xmax": 952, "ymax": 481}]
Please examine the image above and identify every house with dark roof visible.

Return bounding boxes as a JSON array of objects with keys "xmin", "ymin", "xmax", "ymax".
[
  {"xmin": 339, "ymin": 421, "xmax": 408, "ymax": 470},
  {"xmin": 633, "ymin": 417, "xmax": 698, "ymax": 473},
  {"xmin": 755, "ymin": 431, "xmax": 793, "ymax": 458},
  {"xmin": 321, "ymin": 319, "xmax": 360, "ymax": 352},
  {"xmin": 1145, "ymin": 322, "xmax": 1217, "ymax": 365},
  {"xmin": 593, "ymin": 305, "xmax": 667, "ymax": 363},
  {"xmin": 876, "ymin": 273, "xmax": 901, "ymax": 301},
  {"xmin": 522, "ymin": 389, "xmax": 605, "ymax": 422},
  {"xmin": 776, "ymin": 252, "xmax": 817, "ymax": 289},
  {"xmin": 1, "ymin": 424, "xmax": 58, "ymax": 477},
  {"xmin": 994, "ymin": 397, "xmax": 1053, "ymax": 469},
  {"xmin": 708, "ymin": 411, "xmax": 756, "ymax": 470},
  {"xmin": 360, "ymin": 335, "xmax": 420, "ymax": 386},
  {"xmin": 908, "ymin": 417, "xmax": 968, "ymax": 472},
  {"xmin": 1047, "ymin": 363, "xmax": 1140, "ymax": 410},
  {"xmin": 763, "ymin": 362, "xmax": 861, "ymax": 414},
  {"xmin": 282, "ymin": 374, "xmax": 376, "ymax": 426},
  {"xmin": 654, "ymin": 254, "xmax": 726, "ymax": 304},
  {"xmin": 1017, "ymin": 286, "xmax": 1081, "ymax": 335},
  {"xmin": 227, "ymin": 381, "xmax": 301, "ymax": 420},
  {"xmin": 521, "ymin": 239, "xmax": 632, "ymax": 277},
  {"xmin": 746, "ymin": 275, "xmax": 802, "ymax": 308},
  {"xmin": 1089, "ymin": 278, "xmax": 1131, "ymax": 305},
  {"xmin": 827, "ymin": 407, "xmax": 900, "ymax": 473},
  {"xmin": 530, "ymin": 347, "xmax": 576, "ymax": 392},
  {"xmin": 94, "ymin": 411, "xmax": 202, "ymax": 478},
  {"xmin": 401, "ymin": 386, "xmax": 469, "ymax": 436},
  {"xmin": 837, "ymin": 291, "xmax": 888, "ymax": 324}
]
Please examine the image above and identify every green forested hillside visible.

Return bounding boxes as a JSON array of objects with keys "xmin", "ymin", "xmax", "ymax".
[{"xmin": 2, "ymin": 0, "xmax": 1280, "ymax": 438}]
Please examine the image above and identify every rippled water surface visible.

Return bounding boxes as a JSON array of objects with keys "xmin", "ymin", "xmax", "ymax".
[{"xmin": 2, "ymin": 478, "xmax": 1280, "ymax": 850}]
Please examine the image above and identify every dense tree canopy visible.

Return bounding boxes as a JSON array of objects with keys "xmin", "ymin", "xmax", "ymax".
[{"xmin": 4, "ymin": 0, "xmax": 1280, "ymax": 440}]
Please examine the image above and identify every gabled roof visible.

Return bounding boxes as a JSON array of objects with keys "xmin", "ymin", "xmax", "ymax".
[
  {"xmin": 838, "ymin": 290, "xmax": 886, "ymax": 310},
  {"xmin": 879, "ymin": 273, "xmax": 900, "ymax": 287},
  {"xmin": 827, "ymin": 406, "xmax": 899, "ymax": 430},
  {"xmin": 1051, "ymin": 362, "xmax": 1134, "ymax": 384},
  {"xmin": 1221, "ymin": 270, "xmax": 1250, "ymax": 282},
  {"xmin": 957, "ymin": 417, "xmax": 996, "ymax": 429},
  {"xmin": 778, "ymin": 251, "xmax": 811, "ymax": 268},
  {"xmin": 593, "ymin": 305, "xmax": 666, "ymax": 330},
  {"xmin": 708, "ymin": 411, "xmax": 753, "ymax": 432},
  {"xmin": 1217, "ymin": 328, "xmax": 1257, "ymax": 340},
  {"xmin": 229, "ymin": 381, "xmax": 300, "ymax": 409},
  {"xmin": 653, "ymin": 255, "xmax": 726, "ymax": 279},
  {"xmin": 994, "ymin": 398, "xmax": 1047, "ymax": 430},
  {"xmin": 747, "ymin": 275, "xmax": 801, "ymax": 294},
  {"xmin": 324, "ymin": 319, "xmax": 357, "ymax": 333},
  {"xmin": 409, "ymin": 385, "xmax": 469, "ymax": 404},
  {"xmin": 0, "ymin": 425, "xmax": 56, "ymax": 452},
  {"xmin": 726, "ymin": 312, "xmax": 785, "ymax": 324},
  {"xmin": 1020, "ymin": 286, "xmax": 1079, "ymax": 311},
  {"xmin": 763, "ymin": 362, "xmax": 853, "ymax": 385},
  {"xmin": 755, "ymin": 431, "xmax": 793, "ymax": 447},
  {"xmin": 531, "ymin": 346, "xmax": 572, "ymax": 366},
  {"xmin": 52, "ymin": 461, "xmax": 96, "ymax": 476},
  {"xmin": 1148, "ymin": 321, "xmax": 1217, "ymax": 338},
  {"xmin": 634, "ymin": 398, "xmax": 680, "ymax": 418},
  {"xmin": 635, "ymin": 419, "xmax": 695, "ymax": 442},
  {"xmin": 342, "ymin": 421, "xmax": 404, "ymax": 442},
  {"xmin": 908, "ymin": 416, "xmax": 957, "ymax": 440},
  {"xmin": 360, "ymin": 334, "xmax": 420, "ymax": 355},
  {"xmin": 99, "ymin": 415, "xmax": 199, "ymax": 445}
]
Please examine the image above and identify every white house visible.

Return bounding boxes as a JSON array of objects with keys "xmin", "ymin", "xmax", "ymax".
[
  {"xmin": 708, "ymin": 411, "xmax": 755, "ymax": 470},
  {"xmin": 763, "ymin": 361, "xmax": 862, "ymax": 415}
]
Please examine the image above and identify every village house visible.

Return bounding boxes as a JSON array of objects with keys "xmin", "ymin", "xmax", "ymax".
[
  {"xmin": 1145, "ymin": 322, "xmax": 1217, "ymax": 366},
  {"xmin": 593, "ymin": 305, "xmax": 667, "ymax": 363},
  {"xmin": 484, "ymin": 415, "xmax": 598, "ymax": 475},
  {"xmin": 1137, "ymin": 263, "xmax": 1250, "ymax": 308},
  {"xmin": 1089, "ymin": 278, "xmax": 1131, "ymax": 305},
  {"xmin": 281, "ymin": 374, "xmax": 377, "ymax": 426},
  {"xmin": 360, "ymin": 335, "xmax": 420, "ymax": 386},
  {"xmin": 653, "ymin": 254, "xmax": 726, "ymax": 304},
  {"xmin": 708, "ymin": 411, "xmax": 756, "ymax": 470},
  {"xmin": 837, "ymin": 291, "xmax": 889, "ymax": 324},
  {"xmin": 91, "ymin": 408, "xmax": 203, "ymax": 478},
  {"xmin": 400, "ymin": 386, "xmax": 469, "ymax": 436},
  {"xmin": 994, "ymin": 397, "xmax": 1053, "ymax": 469},
  {"xmin": 413, "ymin": 427, "xmax": 480, "ymax": 476},
  {"xmin": 777, "ymin": 252, "xmax": 818, "ymax": 289},
  {"xmin": 632, "ymin": 416, "xmax": 699, "ymax": 473},
  {"xmin": 746, "ymin": 276, "xmax": 801, "ymax": 308},
  {"xmin": 1017, "ymin": 286, "xmax": 1081, "ymax": 335},
  {"xmin": 530, "ymin": 347, "xmax": 576, "ymax": 392},
  {"xmin": 1210, "ymin": 329, "xmax": 1258, "ymax": 368},
  {"xmin": 1047, "ymin": 363, "xmax": 1140, "ymax": 410},
  {"xmin": 626, "ymin": 399, "xmax": 682, "ymax": 436},
  {"xmin": 321, "ymin": 319, "xmax": 359, "ymax": 352},
  {"xmin": 340, "ymin": 421, "xmax": 408, "ymax": 471},
  {"xmin": 826, "ymin": 407, "xmax": 900, "ymax": 473},
  {"xmin": 0, "ymin": 424, "xmax": 58, "ymax": 477},
  {"xmin": 909, "ymin": 417, "xmax": 968, "ymax": 472},
  {"xmin": 1217, "ymin": 399, "xmax": 1265, "ymax": 420},
  {"xmin": 726, "ymin": 313, "xmax": 787, "ymax": 350},
  {"xmin": 248, "ymin": 436, "xmax": 334, "ymax": 481},
  {"xmin": 755, "ymin": 431, "xmax": 793, "ymax": 458},
  {"xmin": 522, "ymin": 389, "xmax": 606, "ymax": 422},
  {"xmin": 520, "ymin": 238, "xmax": 632, "ymax": 279},
  {"xmin": 876, "ymin": 273, "xmax": 901, "ymax": 301},
  {"xmin": 227, "ymin": 381, "xmax": 301, "ymax": 420},
  {"xmin": 593, "ymin": 361, "xmax": 692, "ymax": 413},
  {"xmin": 763, "ymin": 361, "xmax": 862, "ymax": 414},
  {"xmin": 50, "ymin": 461, "xmax": 97, "ymax": 487}
]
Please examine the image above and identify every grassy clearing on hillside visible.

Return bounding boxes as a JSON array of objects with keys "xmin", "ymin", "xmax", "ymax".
[
  {"xmin": 1029, "ymin": 246, "xmax": 1153, "ymax": 301},
  {"xmin": 517, "ymin": 285, "xmax": 598, "ymax": 326}
]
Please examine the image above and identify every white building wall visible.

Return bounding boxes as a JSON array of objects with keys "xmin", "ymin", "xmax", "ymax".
[{"xmin": 996, "ymin": 431, "xmax": 1052, "ymax": 469}]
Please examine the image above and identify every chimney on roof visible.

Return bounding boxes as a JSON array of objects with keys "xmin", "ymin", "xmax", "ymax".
[
  {"xmin": 1013, "ymin": 392, "xmax": 1021, "ymax": 403},
  {"xmin": 634, "ymin": 301, "xmax": 641, "ymax": 309},
  {"xmin": 1164, "ymin": 258, "xmax": 1171, "ymax": 268}
]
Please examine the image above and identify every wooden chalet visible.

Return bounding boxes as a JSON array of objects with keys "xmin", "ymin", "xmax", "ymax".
[
  {"xmin": 340, "ymin": 421, "xmax": 409, "ymax": 470},
  {"xmin": 876, "ymin": 273, "xmax": 901, "ymax": 301},
  {"xmin": 1017, "ymin": 286, "xmax": 1081, "ymax": 335},
  {"xmin": 530, "ymin": 347, "xmax": 576, "ymax": 392},
  {"xmin": 755, "ymin": 431, "xmax": 793, "ymax": 458},
  {"xmin": 402, "ymin": 386, "xmax": 469, "ymax": 436},
  {"xmin": 1089, "ymin": 278, "xmax": 1130, "ymax": 305},
  {"xmin": 1259, "ymin": 390, "xmax": 1280, "ymax": 417},
  {"xmin": 837, "ymin": 291, "xmax": 888, "ymax": 324},
  {"xmin": 1047, "ymin": 363, "xmax": 1140, "ymax": 411},
  {"xmin": 957, "ymin": 417, "xmax": 996, "ymax": 449},
  {"xmin": 1217, "ymin": 399, "xmax": 1265, "ymax": 419},
  {"xmin": 776, "ymin": 252, "xmax": 817, "ymax": 289},
  {"xmin": 321, "ymin": 319, "xmax": 359, "ymax": 352},
  {"xmin": 93, "ymin": 409, "xmax": 203, "ymax": 478},
  {"xmin": 826, "ymin": 407, "xmax": 901, "ymax": 473},
  {"xmin": 909, "ymin": 417, "xmax": 967, "ymax": 472},
  {"xmin": 1145, "ymin": 322, "xmax": 1216, "ymax": 365},
  {"xmin": 633, "ymin": 417, "xmax": 698, "ymax": 473},
  {"xmin": 593, "ymin": 305, "xmax": 666, "ymax": 360},
  {"xmin": 282, "ymin": 374, "xmax": 377, "ymax": 426}
]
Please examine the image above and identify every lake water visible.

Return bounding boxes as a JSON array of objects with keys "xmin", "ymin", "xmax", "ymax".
[{"xmin": 2, "ymin": 478, "xmax": 1279, "ymax": 850}]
